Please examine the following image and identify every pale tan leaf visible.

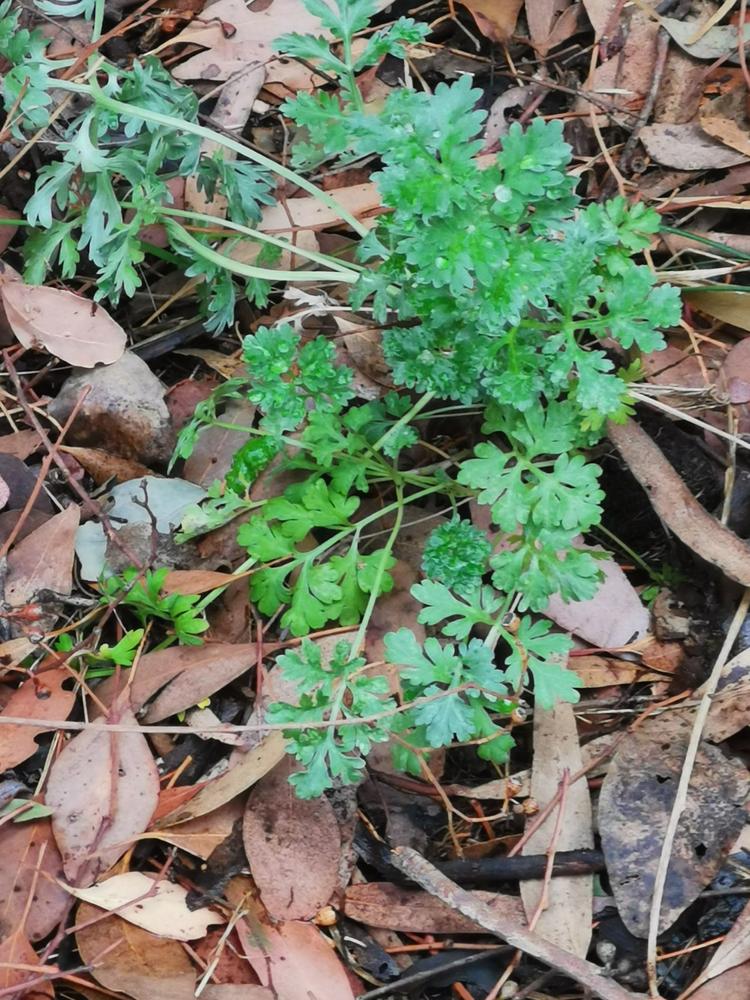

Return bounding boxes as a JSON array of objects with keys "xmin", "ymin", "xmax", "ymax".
[
  {"xmin": 65, "ymin": 872, "xmax": 223, "ymax": 940},
  {"xmin": 0, "ymin": 430, "xmax": 41, "ymax": 460},
  {"xmin": 76, "ymin": 902, "xmax": 196, "ymax": 1000},
  {"xmin": 46, "ymin": 693, "xmax": 159, "ymax": 886},
  {"xmin": 526, "ymin": 0, "xmax": 579, "ymax": 56},
  {"xmin": 521, "ymin": 703, "xmax": 593, "ymax": 956},
  {"xmin": 243, "ymin": 757, "xmax": 341, "ymax": 920},
  {"xmin": 161, "ymin": 569, "xmax": 243, "ymax": 596},
  {"xmin": 640, "ymin": 123, "xmax": 748, "ymax": 169},
  {"xmin": 0, "ymin": 282, "xmax": 126, "ymax": 366},
  {"xmin": 700, "ymin": 88, "xmax": 750, "ymax": 158},
  {"xmin": 687, "ymin": 290, "xmax": 750, "ymax": 333},
  {"xmin": 159, "ymin": 732, "xmax": 286, "ymax": 826}
]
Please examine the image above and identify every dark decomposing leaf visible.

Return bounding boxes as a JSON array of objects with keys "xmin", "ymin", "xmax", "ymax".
[{"xmin": 598, "ymin": 717, "xmax": 749, "ymax": 936}]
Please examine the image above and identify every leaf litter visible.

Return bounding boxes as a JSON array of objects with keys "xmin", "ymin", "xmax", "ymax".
[{"xmin": 4, "ymin": 1, "xmax": 750, "ymax": 999}]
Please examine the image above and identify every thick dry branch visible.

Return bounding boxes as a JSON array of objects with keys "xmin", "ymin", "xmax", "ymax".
[
  {"xmin": 608, "ymin": 418, "xmax": 750, "ymax": 585},
  {"xmin": 390, "ymin": 846, "xmax": 644, "ymax": 1000}
]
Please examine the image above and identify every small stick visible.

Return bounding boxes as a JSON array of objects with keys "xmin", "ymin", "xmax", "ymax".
[{"xmin": 390, "ymin": 846, "xmax": 644, "ymax": 1000}]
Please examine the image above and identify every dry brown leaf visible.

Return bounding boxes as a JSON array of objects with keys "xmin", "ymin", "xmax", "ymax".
[
  {"xmin": 662, "ymin": 16, "xmax": 750, "ymax": 64},
  {"xmin": 243, "ymin": 757, "xmax": 341, "ymax": 921},
  {"xmin": 545, "ymin": 546, "xmax": 649, "ymax": 648},
  {"xmin": 161, "ymin": 569, "xmax": 242, "ymax": 596},
  {"xmin": 520, "ymin": 703, "xmax": 593, "ymax": 955},
  {"xmin": 598, "ymin": 716, "xmax": 749, "ymax": 935},
  {"xmin": 76, "ymin": 902, "xmax": 196, "ymax": 1000},
  {"xmin": 526, "ymin": 0, "xmax": 580, "ymax": 56},
  {"xmin": 58, "ymin": 446, "xmax": 153, "ymax": 485},
  {"xmin": 140, "ymin": 642, "xmax": 256, "ymax": 723},
  {"xmin": 458, "ymin": 0, "xmax": 523, "ymax": 41},
  {"xmin": 183, "ymin": 401, "xmax": 256, "ymax": 488},
  {"xmin": 147, "ymin": 797, "xmax": 245, "ymax": 859},
  {"xmin": 581, "ymin": 0, "xmax": 618, "ymax": 35},
  {"xmin": 0, "ymin": 926, "xmax": 53, "ymax": 998},
  {"xmin": 0, "ymin": 430, "xmax": 41, "ymax": 460},
  {"xmin": 343, "ymin": 882, "xmax": 527, "ymax": 933},
  {"xmin": 685, "ymin": 898, "xmax": 750, "ymax": 998},
  {"xmin": 201, "ymin": 988, "xmax": 273, "ymax": 1000},
  {"xmin": 159, "ymin": 732, "xmax": 286, "ymax": 825},
  {"xmin": 571, "ymin": 654, "xmax": 662, "ymax": 687},
  {"xmin": 46, "ymin": 692, "xmax": 159, "ymax": 886},
  {"xmin": 688, "ymin": 964, "xmax": 750, "ymax": 1000},
  {"xmin": 228, "ymin": 878, "xmax": 356, "ymax": 1000},
  {"xmin": 700, "ymin": 88, "xmax": 750, "ymax": 158},
  {"xmin": 581, "ymin": 10, "xmax": 658, "ymax": 121},
  {"xmin": 5, "ymin": 505, "xmax": 80, "ymax": 627},
  {"xmin": 640, "ymin": 122, "xmax": 748, "ymax": 169},
  {"xmin": 0, "ymin": 819, "xmax": 68, "ymax": 942},
  {"xmin": 608, "ymin": 418, "xmax": 750, "ymax": 586},
  {"xmin": 0, "ymin": 669, "xmax": 76, "ymax": 770},
  {"xmin": 66, "ymin": 872, "xmax": 223, "ymax": 939},
  {"xmin": 0, "ymin": 282, "xmax": 126, "ymax": 366}
]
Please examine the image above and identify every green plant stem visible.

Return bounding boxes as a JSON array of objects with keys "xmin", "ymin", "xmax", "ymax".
[
  {"xmin": 167, "ymin": 221, "xmax": 358, "ymax": 284},
  {"xmin": 153, "ymin": 205, "xmax": 363, "ymax": 277},
  {"xmin": 52, "ymin": 76, "xmax": 371, "ymax": 239},
  {"xmin": 373, "ymin": 391, "xmax": 435, "ymax": 452},
  {"xmin": 91, "ymin": 0, "xmax": 105, "ymax": 42}
]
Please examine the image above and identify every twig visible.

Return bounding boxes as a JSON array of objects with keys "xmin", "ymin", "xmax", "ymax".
[
  {"xmin": 390, "ymin": 847, "xmax": 644, "ymax": 1000},
  {"xmin": 618, "ymin": 29, "xmax": 669, "ymax": 175},
  {"xmin": 645, "ymin": 587, "xmax": 750, "ymax": 997}
]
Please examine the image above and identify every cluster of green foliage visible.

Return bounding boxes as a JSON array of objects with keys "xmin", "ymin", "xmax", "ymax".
[{"xmin": 1, "ymin": 0, "xmax": 682, "ymax": 797}]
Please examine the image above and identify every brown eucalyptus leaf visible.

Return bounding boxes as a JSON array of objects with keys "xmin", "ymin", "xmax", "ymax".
[
  {"xmin": 76, "ymin": 902, "xmax": 196, "ymax": 1000},
  {"xmin": 0, "ymin": 818, "xmax": 68, "ymax": 942},
  {"xmin": 343, "ymin": 882, "xmax": 526, "ymax": 933},
  {"xmin": 228, "ymin": 878, "xmax": 356, "ymax": 1000},
  {"xmin": 458, "ymin": 0, "xmax": 523, "ymax": 41},
  {"xmin": 0, "ymin": 927, "xmax": 52, "ymax": 998},
  {"xmin": 147, "ymin": 797, "xmax": 245, "ymax": 859},
  {"xmin": 598, "ymin": 718, "xmax": 749, "ymax": 935},
  {"xmin": 0, "ymin": 668, "xmax": 76, "ymax": 770},
  {"xmin": 0, "ymin": 430, "xmax": 42, "ymax": 461},
  {"xmin": 58, "ymin": 446, "xmax": 153, "ymax": 485},
  {"xmin": 0, "ymin": 282, "xmax": 126, "ymax": 366},
  {"xmin": 640, "ymin": 123, "xmax": 748, "ymax": 169},
  {"xmin": 243, "ymin": 757, "xmax": 341, "ymax": 920},
  {"xmin": 46, "ymin": 692, "xmax": 159, "ymax": 886},
  {"xmin": 159, "ymin": 732, "xmax": 286, "ymax": 826},
  {"xmin": 183, "ymin": 401, "xmax": 256, "ymax": 487}
]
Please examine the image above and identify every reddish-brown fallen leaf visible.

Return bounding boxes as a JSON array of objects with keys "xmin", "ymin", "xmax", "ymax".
[
  {"xmin": 525, "ymin": 0, "xmax": 579, "ymax": 56},
  {"xmin": 5, "ymin": 505, "xmax": 80, "ymax": 611},
  {"xmin": 0, "ymin": 819, "xmax": 68, "ymax": 942},
  {"xmin": 521, "ymin": 704, "xmax": 593, "ymax": 956},
  {"xmin": 343, "ymin": 882, "xmax": 526, "ymax": 933},
  {"xmin": 0, "ymin": 282, "xmax": 126, "ymax": 366},
  {"xmin": 161, "ymin": 569, "xmax": 242, "ymax": 596},
  {"xmin": 139, "ymin": 643, "xmax": 257, "ymax": 723},
  {"xmin": 0, "ymin": 927, "xmax": 53, "ymax": 998},
  {"xmin": 229, "ymin": 878, "xmax": 356, "ymax": 1000},
  {"xmin": 183, "ymin": 401, "xmax": 256, "ymax": 487},
  {"xmin": 243, "ymin": 757, "xmax": 341, "ymax": 921},
  {"xmin": 699, "ymin": 87, "xmax": 750, "ymax": 158},
  {"xmin": 459, "ymin": 0, "xmax": 523, "ymax": 41},
  {"xmin": 571, "ymin": 654, "xmax": 662, "ymax": 687},
  {"xmin": 158, "ymin": 732, "xmax": 286, "ymax": 826},
  {"xmin": 67, "ymin": 873, "xmax": 223, "ymax": 939},
  {"xmin": 76, "ymin": 902, "xmax": 196, "ymax": 1000},
  {"xmin": 608, "ymin": 418, "xmax": 750, "ymax": 586},
  {"xmin": 0, "ymin": 430, "xmax": 41, "ymax": 460},
  {"xmin": 147, "ymin": 797, "xmax": 244, "ymax": 859},
  {"xmin": 58, "ymin": 446, "xmax": 153, "ymax": 485},
  {"xmin": 0, "ymin": 669, "xmax": 76, "ymax": 770},
  {"xmin": 151, "ymin": 783, "xmax": 205, "ymax": 823},
  {"xmin": 46, "ymin": 692, "xmax": 159, "ymax": 886}
]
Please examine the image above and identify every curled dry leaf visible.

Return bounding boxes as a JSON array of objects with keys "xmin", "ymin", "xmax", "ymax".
[
  {"xmin": 76, "ymin": 902, "xmax": 196, "ymax": 1000},
  {"xmin": 0, "ymin": 282, "xmax": 125, "ymax": 366},
  {"xmin": 243, "ymin": 757, "xmax": 341, "ymax": 921},
  {"xmin": 521, "ymin": 704, "xmax": 593, "ymax": 956},
  {"xmin": 343, "ymin": 882, "xmax": 527, "ymax": 933},
  {"xmin": 159, "ymin": 731, "xmax": 286, "ymax": 826},
  {"xmin": 458, "ymin": 0, "xmax": 523, "ymax": 42},
  {"xmin": 0, "ymin": 818, "xmax": 68, "ymax": 942},
  {"xmin": 66, "ymin": 872, "xmax": 223, "ymax": 940},
  {"xmin": 598, "ymin": 715, "xmax": 749, "ymax": 936},
  {"xmin": 639, "ymin": 122, "xmax": 748, "ymax": 169},
  {"xmin": 228, "ymin": 877, "xmax": 356, "ymax": 1000},
  {"xmin": 45, "ymin": 692, "xmax": 159, "ymax": 886},
  {"xmin": 608, "ymin": 418, "xmax": 750, "ymax": 586},
  {"xmin": 0, "ymin": 668, "xmax": 76, "ymax": 771}
]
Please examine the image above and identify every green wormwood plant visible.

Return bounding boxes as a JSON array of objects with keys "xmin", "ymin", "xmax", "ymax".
[{"xmin": 3, "ymin": 0, "xmax": 682, "ymax": 797}]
